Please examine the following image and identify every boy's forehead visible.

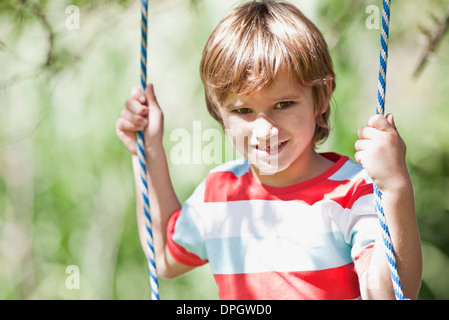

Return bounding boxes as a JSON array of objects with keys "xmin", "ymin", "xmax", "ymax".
[
  {"xmin": 223, "ymin": 72, "xmax": 305, "ymax": 107},
  {"xmin": 264, "ymin": 71, "xmax": 304, "ymax": 91}
]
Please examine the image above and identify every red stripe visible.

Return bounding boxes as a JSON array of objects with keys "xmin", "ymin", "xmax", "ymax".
[
  {"xmin": 213, "ymin": 263, "xmax": 361, "ymax": 300},
  {"xmin": 204, "ymin": 171, "xmax": 373, "ymax": 209},
  {"xmin": 166, "ymin": 210, "xmax": 208, "ymax": 267}
]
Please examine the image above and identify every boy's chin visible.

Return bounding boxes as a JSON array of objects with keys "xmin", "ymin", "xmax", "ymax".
[{"xmin": 250, "ymin": 160, "xmax": 288, "ymax": 176}]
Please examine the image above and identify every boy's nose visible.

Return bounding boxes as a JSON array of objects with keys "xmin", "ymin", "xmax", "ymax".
[{"xmin": 252, "ymin": 115, "xmax": 279, "ymax": 141}]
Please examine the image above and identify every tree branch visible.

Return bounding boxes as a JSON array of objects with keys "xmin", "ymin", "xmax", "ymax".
[{"xmin": 414, "ymin": 6, "xmax": 449, "ymax": 78}]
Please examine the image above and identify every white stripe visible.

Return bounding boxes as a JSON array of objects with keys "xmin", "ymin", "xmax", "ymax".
[{"xmin": 202, "ymin": 200, "xmax": 337, "ymax": 239}]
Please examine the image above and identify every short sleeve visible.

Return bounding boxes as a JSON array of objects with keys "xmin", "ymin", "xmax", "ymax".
[
  {"xmin": 345, "ymin": 192, "xmax": 378, "ymax": 278},
  {"xmin": 166, "ymin": 181, "xmax": 208, "ymax": 267}
]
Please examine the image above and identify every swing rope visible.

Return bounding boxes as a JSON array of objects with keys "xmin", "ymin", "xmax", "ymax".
[
  {"xmin": 374, "ymin": 0, "xmax": 406, "ymax": 300},
  {"xmin": 138, "ymin": 0, "xmax": 160, "ymax": 300}
]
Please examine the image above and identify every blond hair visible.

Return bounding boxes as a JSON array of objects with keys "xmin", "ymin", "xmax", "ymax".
[{"xmin": 200, "ymin": 0, "xmax": 336, "ymax": 145}]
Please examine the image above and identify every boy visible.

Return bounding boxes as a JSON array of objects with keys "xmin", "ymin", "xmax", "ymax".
[{"xmin": 116, "ymin": 0, "xmax": 421, "ymax": 299}]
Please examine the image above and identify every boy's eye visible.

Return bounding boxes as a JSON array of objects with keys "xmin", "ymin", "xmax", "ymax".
[
  {"xmin": 275, "ymin": 101, "xmax": 293, "ymax": 109},
  {"xmin": 233, "ymin": 108, "xmax": 252, "ymax": 114}
]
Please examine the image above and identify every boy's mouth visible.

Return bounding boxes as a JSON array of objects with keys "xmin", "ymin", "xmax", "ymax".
[{"xmin": 255, "ymin": 139, "xmax": 289, "ymax": 155}]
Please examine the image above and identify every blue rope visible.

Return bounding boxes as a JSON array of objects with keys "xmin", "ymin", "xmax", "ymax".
[
  {"xmin": 375, "ymin": 0, "xmax": 406, "ymax": 300},
  {"xmin": 138, "ymin": 0, "xmax": 160, "ymax": 300}
]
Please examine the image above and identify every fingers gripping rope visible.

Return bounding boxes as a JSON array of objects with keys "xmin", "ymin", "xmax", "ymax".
[
  {"xmin": 375, "ymin": 0, "xmax": 406, "ymax": 300},
  {"xmin": 138, "ymin": 0, "xmax": 160, "ymax": 300}
]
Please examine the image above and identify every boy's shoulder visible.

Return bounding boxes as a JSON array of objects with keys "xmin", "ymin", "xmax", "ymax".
[
  {"xmin": 325, "ymin": 153, "xmax": 372, "ymax": 184},
  {"xmin": 187, "ymin": 159, "xmax": 251, "ymax": 203},
  {"xmin": 208, "ymin": 158, "xmax": 250, "ymax": 177}
]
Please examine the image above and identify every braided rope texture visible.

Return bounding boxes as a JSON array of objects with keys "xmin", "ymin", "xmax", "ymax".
[
  {"xmin": 375, "ymin": 0, "xmax": 406, "ymax": 300},
  {"xmin": 138, "ymin": 0, "xmax": 160, "ymax": 300}
]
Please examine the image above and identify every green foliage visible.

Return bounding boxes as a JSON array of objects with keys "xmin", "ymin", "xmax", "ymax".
[{"xmin": 0, "ymin": 0, "xmax": 448, "ymax": 300}]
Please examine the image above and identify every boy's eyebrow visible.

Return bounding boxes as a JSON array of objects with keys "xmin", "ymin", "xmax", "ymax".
[
  {"xmin": 274, "ymin": 94, "xmax": 303, "ymax": 101},
  {"xmin": 224, "ymin": 101, "xmax": 245, "ymax": 110}
]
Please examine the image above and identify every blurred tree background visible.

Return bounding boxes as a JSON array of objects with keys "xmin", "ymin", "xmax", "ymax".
[{"xmin": 0, "ymin": 0, "xmax": 448, "ymax": 300}]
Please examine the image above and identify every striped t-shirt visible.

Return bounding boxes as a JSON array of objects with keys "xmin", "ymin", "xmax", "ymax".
[{"xmin": 167, "ymin": 153, "xmax": 377, "ymax": 299}]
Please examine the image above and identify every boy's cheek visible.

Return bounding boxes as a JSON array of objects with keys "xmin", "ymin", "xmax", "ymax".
[{"xmin": 224, "ymin": 129, "xmax": 250, "ymax": 155}]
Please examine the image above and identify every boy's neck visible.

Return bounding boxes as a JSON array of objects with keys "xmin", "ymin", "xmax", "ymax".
[{"xmin": 249, "ymin": 149, "xmax": 334, "ymax": 188}]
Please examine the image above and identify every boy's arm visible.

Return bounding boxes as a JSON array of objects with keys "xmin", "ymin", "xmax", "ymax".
[
  {"xmin": 359, "ymin": 176, "xmax": 421, "ymax": 299},
  {"xmin": 132, "ymin": 152, "xmax": 194, "ymax": 279},
  {"xmin": 117, "ymin": 84, "xmax": 194, "ymax": 279},
  {"xmin": 355, "ymin": 114, "xmax": 422, "ymax": 299}
]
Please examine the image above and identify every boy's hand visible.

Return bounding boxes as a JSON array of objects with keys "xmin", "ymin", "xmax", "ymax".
[
  {"xmin": 116, "ymin": 84, "xmax": 164, "ymax": 155},
  {"xmin": 355, "ymin": 114, "xmax": 410, "ymax": 193}
]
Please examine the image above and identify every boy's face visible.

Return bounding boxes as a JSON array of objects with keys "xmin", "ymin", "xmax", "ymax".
[{"xmin": 220, "ymin": 71, "xmax": 319, "ymax": 176}]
